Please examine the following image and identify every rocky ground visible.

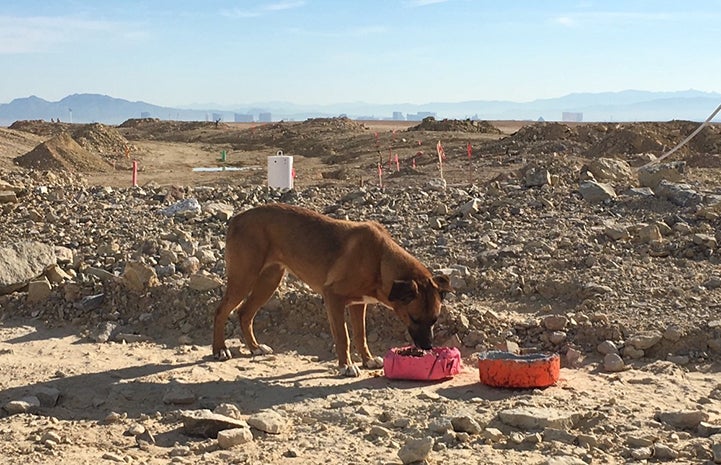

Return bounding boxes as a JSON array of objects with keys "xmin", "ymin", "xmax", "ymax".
[{"xmin": 0, "ymin": 117, "xmax": 720, "ymax": 464}]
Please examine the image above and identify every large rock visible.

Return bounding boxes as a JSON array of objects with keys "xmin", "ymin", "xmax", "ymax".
[
  {"xmin": 121, "ymin": 261, "xmax": 159, "ymax": 293},
  {"xmin": 653, "ymin": 180, "xmax": 703, "ymax": 207},
  {"xmin": 247, "ymin": 410, "xmax": 287, "ymax": 434},
  {"xmin": 217, "ymin": 427, "xmax": 253, "ymax": 448},
  {"xmin": 579, "ymin": 181, "xmax": 616, "ymax": 203},
  {"xmin": 0, "ymin": 241, "xmax": 56, "ymax": 294},
  {"xmin": 656, "ymin": 410, "xmax": 709, "ymax": 430},
  {"xmin": 585, "ymin": 158, "xmax": 636, "ymax": 183},
  {"xmin": 637, "ymin": 161, "xmax": 685, "ymax": 188},
  {"xmin": 397, "ymin": 436, "xmax": 433, "ymax": 464},
  {"xmin": 180, "ymin": 409, "xmax": 250, "ymax": 438}
]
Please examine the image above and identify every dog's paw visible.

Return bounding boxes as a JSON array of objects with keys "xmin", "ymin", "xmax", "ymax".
[
  {"xmin": 251, "ymin": 344, "xmax": 273, "ymax": 356},
  {"xmin": 214, "ymin": 348, "xmax": 233, "ymax": 361},
  {"xmin": 363, "ymin": 356, "xmax": 384, "ymax": 369},
  {"xmin": 340, "ymin": 364, "xmax": 361, "ymax": 377}
]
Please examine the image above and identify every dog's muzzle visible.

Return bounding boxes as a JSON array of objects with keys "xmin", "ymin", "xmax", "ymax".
[{"xmin": 409, "ymin": 325, "xmax": 433, "ymax": 350}]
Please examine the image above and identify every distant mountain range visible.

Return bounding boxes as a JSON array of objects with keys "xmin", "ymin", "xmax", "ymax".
[{"xmin": 1, "ymin": 90, "xmax": 720, "ymax": 125}]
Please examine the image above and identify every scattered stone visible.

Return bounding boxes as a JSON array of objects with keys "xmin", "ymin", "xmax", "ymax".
[
  {"xmin": 161, "ymin": 198, "xmax": 201, "ymax": 217},
  {"xmin": 369, "ymin": 425, "xmax": 392, "ymax": 438},
  {"xmin": 45, "ymin": 264, "xmax": 71, "ymax": 284},
  {"xmin": 654, "ymin": 180, "xmax": 703, "ymax": 207},
  {"xmin": 498, "ymin": 407, "xmax": 579, "ymax": 430},
  {"xmin": 101, "ymin": 452, "xmax": 126, "ymax": 463},
  {"xmin": 597, "ymin": 340, "xmax": 619, "ymax": 355},
  {"xmin": 630, "ymin": 447, "xmax": 654, "ymax": 460},
  {"xmin": 637, "ymin": 161, "xmax": 685, "ymax": 188},
  {"xmin": 397, "ymin": 436, "xmax": 433, "ymax": 465},
  {"xmin": 653, "ymin": 442, "xmax": 679, "ymax": 460},
  {"xmin": 603, "ymin": 353, "xmax": 626, "ymax": 372},
  {"xmin": 482, "ymin": 428, "xmax": 505, "ymax": 442},
  {"xmin": 188, "ymin": 273, "xmax": 223, "ymax": 291},
  {"xmin": 656, "ymin": 410, "xmax": 709, "ymax": 430},
  {"xmin": 0, "ymin": 241, "xmax": 56, "ymax": 294},
  {"xmin": 121, "ymin": 261, "xmax": 159, "ymax": 293},
  {"xmin": 428, "ymin": 418, "xmax": 452, "ymax": 434},
  {"xmin": 213, "ymin": 403, "xmax": 242, "ymax": 419},
  {"xmin": 181, "ymin": 409, "xmax": 250, "ymax": 438},
  {"xmin": 217, "ymin": 427, "xmax": 254, "ymax": 448},
  {"xmin": 456, "ymin": 198, "xmax": 482, "ymax": 216},
  {"xmin": 450, "ymin": 415, "xmax": 483, "ymax": 434},
  {"xmin": 623, "ymin": 345, "xmax": 644, "ymax": 359},
  {"xmin": 247, "ymin": 410, "xmax": 287, "ymax": 434},
  {"xmin": 627, "ymin": 331, "xmax": 663, "ymax": 350},
  {"xmin": 541, "ymin": 315, "xmax": 568, "ymax": 331},
  {"xmin": 203, "ymin": 202, "xmax": 235, "ymax": 221},
  {"xmin": 91, "ymin": 322, "xmax": 118, "ymax": 343},
  {"xmin": 585, "ymin": 158, "xmax": 635, "ymax": 183},
  {"xmin": 543, "ymin": 427, "xmax": 576, "ymax": 444},
  {"xmin": 523, "ymin": 166, "xmax": 552, "ymax": 187},
  {"xmin": 85, "ymin": 267, "xmax": 115, "ymax": 282},
  {"xmin": 26, "ymin": 277, "xmax": 52, "ymax": 302},
  {"xmin": 699, "ymin": 422, "xmax": 721, "ymax": 437},
  {"xmin": 579, "ymin": 180, "xmax": 616, "ymax": 203}
]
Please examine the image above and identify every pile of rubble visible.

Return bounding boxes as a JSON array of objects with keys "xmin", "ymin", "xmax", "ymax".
[
  {"xmin": 1, "ymin": 152, "xmax": 720, "ymax": 366},
  {"xmin": 408, "ymin": 117, "xmax": 502, "ymax": 133}
]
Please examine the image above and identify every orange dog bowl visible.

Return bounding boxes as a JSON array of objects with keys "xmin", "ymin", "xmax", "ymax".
[
  {"xmin": 384, "ymin": 346, "xmax": 462, "ymax": 381},
  {"xmin": 477, "ymin": 351, "xmax": 560, "ymax": 388}
]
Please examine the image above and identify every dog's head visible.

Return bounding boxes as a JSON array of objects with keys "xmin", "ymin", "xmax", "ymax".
[{"xmin": 389, "ymin": 275, "xmax": 452, "ymax": 350}]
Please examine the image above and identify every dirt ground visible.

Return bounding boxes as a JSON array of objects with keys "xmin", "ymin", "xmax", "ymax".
[{"xmin": 1, "ymin": 117, "xmax": 720, "ymax": 464}]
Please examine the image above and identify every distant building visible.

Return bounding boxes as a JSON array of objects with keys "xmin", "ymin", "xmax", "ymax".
[
  {"xmin": 392, "ymin": 111, "xmax": 405, "ymax": 121},
  {"xmin": 140, "ymin": 111, "xmax": 151, "ymax": 118},
  {"xmin": 258, "ymin": 112, "xmax": 272, "ymax": 122},
  {"xmin": 406, "ymin": 111, "xmax": 436, "ymax": 121},
  {"xmin": 234, "ymin": 113, "xmax": 254, "ymax": 122},
  {"xmin": 562, "ymin": 112, "xmax": 583, "ymax": 122}
]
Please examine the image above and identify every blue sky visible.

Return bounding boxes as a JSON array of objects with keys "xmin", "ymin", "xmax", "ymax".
[{"xmin": 1, "ymin": 0, "xmax": 720, "ymax": 107}]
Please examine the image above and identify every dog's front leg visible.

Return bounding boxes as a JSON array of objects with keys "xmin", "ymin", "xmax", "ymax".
[
  {"xmin": 349, "ymin": 304, "xmax": 383, "ymax": 369},
  {"xmin": 324, "ymin": 294, "xmax": 359, "ymax": 377}
]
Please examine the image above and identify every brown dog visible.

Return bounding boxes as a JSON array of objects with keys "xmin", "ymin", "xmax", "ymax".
[{"xmin": 212, "ymin": 203, "xmax": 452, "ymax": 376}]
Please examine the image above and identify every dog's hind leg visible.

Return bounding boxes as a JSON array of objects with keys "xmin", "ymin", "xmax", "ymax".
[
  {"xmin": 236, "ymin": 264, "xmax": 285, "ymax": 355},
  {"xmin": 213, "ymin": 243, "xmax": 264, "ymax": 360},
  {"xmin": 213, "ymin": 281, "xmax": 253, "ymax": 360},
  {"xmin": 349, "ymin": 304, "xmax": 384, "ymax": 369}
]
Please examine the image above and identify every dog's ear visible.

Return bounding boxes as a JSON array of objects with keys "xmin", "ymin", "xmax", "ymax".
[
  {"xmin": 389, "ymin": 280, "xmax": 419, "ymax": 304},
  {"xmin": 432, "ymin": 275, "xmax": 453, "ymax": 292}
]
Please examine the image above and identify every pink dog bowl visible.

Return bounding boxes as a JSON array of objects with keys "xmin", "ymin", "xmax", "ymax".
[{"xmin": 383, "ymin": 346, "xmax": 462, "ymax": 381}]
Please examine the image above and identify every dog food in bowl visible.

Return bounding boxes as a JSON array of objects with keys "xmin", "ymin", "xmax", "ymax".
[
  {"xmin": 477, "ymin": 351, "xmax": 560, "ymax": 388},
  {"xmin": 384, "ymin": 346, "xmax": 461, "ymax": 381}
]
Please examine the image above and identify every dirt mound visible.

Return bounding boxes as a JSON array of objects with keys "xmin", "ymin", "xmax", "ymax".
[
  {"xmin": 118, "ymin": 118, "xmax": 231, "ymax": 142},
  {"xmin": 72, "ymin": 123, "xmax": 136, "ymax": 161},
  {"xmin": 297, "ymin": 116, "xmax": 368, "ymax": 132},
  {"xmin": 509, "ymin": 122, "xmax": 576, "ymax": 142},
  {"xmin": 14, "ymin": 132, "xmax": 113, "ymax": 172},
  {"xmin": 407, "ymin": 116, "xmax": 502, "ymax": 133},
  {"xmin": 9, "ymin": 119, "xmax": 70, "ymax": 137}
]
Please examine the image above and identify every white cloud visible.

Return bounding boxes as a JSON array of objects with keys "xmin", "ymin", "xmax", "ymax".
[
  {"xmin": 554, "ymin": 16, "xmax": 575, "ymax": 27},
  {"xmin": 0, "ymin": 15, "xmax": 140, "ymax": 54},
  {"xmin": 223, "ymin": 1, "xmax": 305, "ymax": 19},
  {"xmin": 266, "ymin": 1, "xmax": 306, "ymax": 12},
  {"xmin": 405, "ymin": 0, "xmax": 450, "ymax": 6}
]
